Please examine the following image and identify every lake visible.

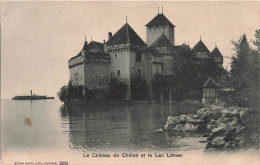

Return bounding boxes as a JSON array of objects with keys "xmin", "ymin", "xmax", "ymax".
[{"xmin": 1, "ymin": 99, "xmax": 206, "ymax": 155}]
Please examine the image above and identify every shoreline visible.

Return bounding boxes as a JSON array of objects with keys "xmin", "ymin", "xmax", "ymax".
[
  {"xmin": 64, "ymin": 99, "xmax": 202, "ymax": 106},
  {"xmin": 163, "ymin": 105, "xmax": 260, "ymax": 153}
]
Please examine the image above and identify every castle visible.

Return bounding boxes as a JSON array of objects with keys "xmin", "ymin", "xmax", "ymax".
[{"xmin": 68, "ymin": 9, "xmax": 223, "ymax": 101}]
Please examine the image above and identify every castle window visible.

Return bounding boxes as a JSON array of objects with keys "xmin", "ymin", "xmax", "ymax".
[
  {"xmin": 117, "ymin": 70, "xmax": 120, "ymax": 76},
  {"xmin": 136, "ymin": 52, "xmax": 142, "ymax": 62},
  {"xmin": 137, "ymin": 69, "xmax": 141, "ymax": 76},
  {"xmin": 115, "ymin": 54, "xmax": 118, "ymax": 57}
]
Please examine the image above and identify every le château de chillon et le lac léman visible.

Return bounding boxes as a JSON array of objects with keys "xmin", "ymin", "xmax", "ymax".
[{"xmin": 68, "ymin": 9, "xmax": 223, "ymax": 103}]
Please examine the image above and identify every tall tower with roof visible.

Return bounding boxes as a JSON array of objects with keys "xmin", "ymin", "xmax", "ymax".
[
  {"xmin": 211, "ymin": 46, "xmax": 223, "ymax": 66},
  {"xmin": 192, "ymin": 39, "xmax": 210, "ymax": 60},
  {"xmin": 106, "ymin": 21, "xmax": 147, "ymax": 100},
  {"xmin": 146, "ymin": 8, "xmax": 175, "ymax": 46}
]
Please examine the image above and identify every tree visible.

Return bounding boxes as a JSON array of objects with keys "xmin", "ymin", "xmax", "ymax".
[
  {"xmin": 230, "ymin": 34, "xmax": 259, "ymax": 109},
  {"xmin": 171, "ymin": 47, "xmax": 199, "ymax": 100},
  {"xmin": 57, "ymin": 85, "xmax": 68, "ymax": 102},
  {"xmin": 130, "ymin": 74, "xmax": 148, "ymax": 100},
  {"xmin": 67, "ymin": 80, "xmax": 84, "ymax": 100},
  {"xmin": 108, "ymin": 77, "xmax": 128, "ymax": 100}
]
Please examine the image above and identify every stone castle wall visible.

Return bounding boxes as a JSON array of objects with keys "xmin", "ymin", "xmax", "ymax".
[
  {"xmin": 69, "ymin": 61, "xmax": 85, "ymax": 86},
  {"xmin": 109, "ymin": 46, "xmax": 131, "ymax": 84},
  {"xmin": 146, "ymin": 25, "xmax": 174, "ymax": 46},
  {"xmin": 84, "ymin": 60, "xmax": 110, "ymax": 91}
]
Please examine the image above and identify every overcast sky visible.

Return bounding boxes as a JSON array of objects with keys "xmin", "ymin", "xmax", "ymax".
[{"xmin": 1, "ymin": 1, "xmax": 260, "ymax": 99}]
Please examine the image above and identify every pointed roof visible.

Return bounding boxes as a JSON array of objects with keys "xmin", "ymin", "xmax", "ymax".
[
  {"xmin": 82, "ymin": 41, "xmax": 89, "ymax": 51},
  {"xmin": 106, "ymin": 23, "xmax": 147, "ymax": 47},
  {"xmin": 211, "ymin": 47, "xmax": 223, "ymax": 58},
  {"xmin": 149, "ymin": 33, "xmax": 173, "ymax": 48},
  {"xmin": 202, "ymin": 77, "xmax": 221, "ymax": 87},
  {"xmin": 192, "ymin": 40, "xmax": 210, "ymax": 54},
  {"xmin": 146, "ymin": 14, "xmax": 175, "ymax": 27},
  {"xmin": 69, "ymin": 41, "xmax": 109, "ymax": 62},
  {"xmin": 88, "ymin": 41, "xmax": 104, "ymax": 52}
]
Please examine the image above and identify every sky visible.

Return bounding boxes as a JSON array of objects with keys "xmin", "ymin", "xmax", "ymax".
[{"xmin": 1, "ymin": 1, "xmax": 260, "ymax": 99}]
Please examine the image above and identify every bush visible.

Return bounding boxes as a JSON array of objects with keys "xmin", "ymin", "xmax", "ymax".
[
  {"xmin": 67, "ymin": 80, "xmax": 84, "ymax": 100},
  {"xmin": 108, "ymin": 77, "xmax": 128, "ymax": 100},
  {"xmin": 130, "ymin": 74, "xmax": 148, "ymax": 100},
  {"xmin": 57, "ymin": 85, "xmax": 68, "ymax": 102}
]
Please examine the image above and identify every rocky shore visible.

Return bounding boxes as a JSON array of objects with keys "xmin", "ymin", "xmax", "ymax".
[{"xmin": 163, "ymin": 105, "xmax": 260, "ymax": 152}]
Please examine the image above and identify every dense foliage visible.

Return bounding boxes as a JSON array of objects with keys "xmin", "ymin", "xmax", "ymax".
[
  {"xmin": 57, "ymin": 85, "xmax": 68, "ymax": 102},
  {"xmin": 230, "ymin": 31, "xmax": 260, "ymax": 110},
  {"xmin": 108, "ymin": 77, "xmax": 129, "ymax": 100},
  {"xmin": 168, "ymin": 47, "xmax": 227, "ymax": 101},
  {"xmin": 130, "ymin": 74, "xmax": 149, "ymax": 100}
]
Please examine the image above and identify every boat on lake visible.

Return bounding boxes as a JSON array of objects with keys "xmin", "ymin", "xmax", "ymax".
[{"xmin": 13, "ymin": 90, "xmax": 54, "ymax": 100}]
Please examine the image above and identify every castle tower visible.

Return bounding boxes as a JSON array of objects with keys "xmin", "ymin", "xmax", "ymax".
[
  {"xmin": 106, "ymin": 21, "xmax": 147, "ymax": 100},
  {"xmin": 192, "ymin": 39, "xmax": 210, "ymax": 60},
  {"xmin": 68, "ymin": 39, "xmax": 110, "ymax": 92},
  {"xmin": 211, "ymin": 46, "xmax": 223, "ymax": 67},
  {"xmin": 146, "ymin": 8, "xmax": 175, "ymax": 46}
]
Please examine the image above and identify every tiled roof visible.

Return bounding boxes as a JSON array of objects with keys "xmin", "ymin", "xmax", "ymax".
[
  {"xmin": 202, "ymin": 77, "xmax": 221, "ymax": 87},
  {"xmin": 192, "ymin": 40, "xmax": 210, "ymax": 54},
  {"xmin": 88, "ymin": 41, "xmax": 104, "ymax": 52},
  {"xmin": 69, "ymin": 52, "xmax": 110, "ymax": 61},
  {"xmin": 149, "ymin": 33, "xmax": 173, "ymax": 48},
  {"xmin": 82, "ymin": 41, "xmax": 89, "ymax": 51},
  {"xmin": 211, "ymin": 47, "xmax": 223, "ymax": 58},
  {"xmin": 106, "ymin": 23, "xmax": 147, "ymax": 47},
  {"xmin": 146, "ymin": 14, "xmax": 175, "ymax": 27},
  {"xmin": 69, "ymin": 41, "xmax": 108, "ymax": 61}
]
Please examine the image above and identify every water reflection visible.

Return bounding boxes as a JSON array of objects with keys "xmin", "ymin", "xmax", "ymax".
[{"xmin": 59, "ymin": 103, "xmax": 203, "ymax": 152}]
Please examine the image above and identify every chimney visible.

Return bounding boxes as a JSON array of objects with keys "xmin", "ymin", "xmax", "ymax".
[
  {"xmin": 103, "ymin": 40, "xmax": 105, "ymax": 44},
  {"xmin": 108, "ymin": 32, "xmax": 112, "ymax": 40}
]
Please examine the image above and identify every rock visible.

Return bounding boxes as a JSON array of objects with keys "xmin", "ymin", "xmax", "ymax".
[
  {"xmin": 205, "ymin": 142, "xmax": 212, "ymax": 149},
  {"xmin": 196, "ymin": 108, "xmax": 209, "ymax": 120},
  {"xmin": 206, "ymin": 124, "xmax": 214, "ymax": 130},
  {"xmin": 186, "ymin": 114, "xmax": 194, "ymax": 118},
  {"xmin": 235, "ymin": 126, "xmax": 246, "ymax": 135},
  {"xmin": 197, "ymin": 124, "xmax": 207, "ymax": 132},
  {"xmin": 203, "ymin": 134, "xmax": 210, "ymax": 137},
  {"xmin": 224, "ymin": 141, "xmax": 234, "ymax": 151},
  {"xmin": 179, "ymin": 115, "xmax": 187, "ymax": 124},
  {"xmin": 211, "ymin": 136, "xmax": 226, "ymax": 149},
  {"xmin": 210, "ymin": 109, "xmax": 222, "ymax": 120},
  {"xmin": 177, "ymin": 123, "xmax": 199, "ymax": 131},
  {"xmin": 205, "ymin": 148, "xmax": 216, "ymax": 153},
  {"xmin": 235, "ymin": 136, "xmax": 246, "ymax": 148},
  {"xmin": 193, "ymin": 115, "xmax": 198, "ymax": 119},
  {"xmin": 229, "ymin": 109, "xmax": 240, "ymax": 118},
  {"xmin": 154, "ymin": 128, "xmax": 163, "ymax": 132},
  {"xmin": 221, "ymin": 109, "xmax": 230, "ymax": 118},
  {"xmin": 212, "ymin": 125, "xmax": 226, "ymax": 137},
  {"xmin": 222, "ymin": 118, "xmax": 233, "ymax": 123},
  {"xmin": 208, "ymin": 125, "xmax": 227, "ymax": 141},
  {"xmin": 231, "ymin": 117, "xmax": 240, "ymax": 126},
  {"xmin": 240, "ymin": 109, "xmax": 255, "ymax": 128},
  {"xmin": 224, "ymin": 129, "xmax": 235, "ymax": 142},
  {"xmin": 187, "ymin": 119, "xmax": 205, "ymax": 124},
  {"xmin": 164, "ymin": 116, "xmax": 180, "ymax": 129},
  {"xmin": 175, "ymin": 124, "xmax": 186, "ymax": 131}
]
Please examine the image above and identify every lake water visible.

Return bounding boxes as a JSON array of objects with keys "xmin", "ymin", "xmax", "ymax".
[{"xmin": 1, "ymin": 99, "xmax": 206, "ymax": 155}]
